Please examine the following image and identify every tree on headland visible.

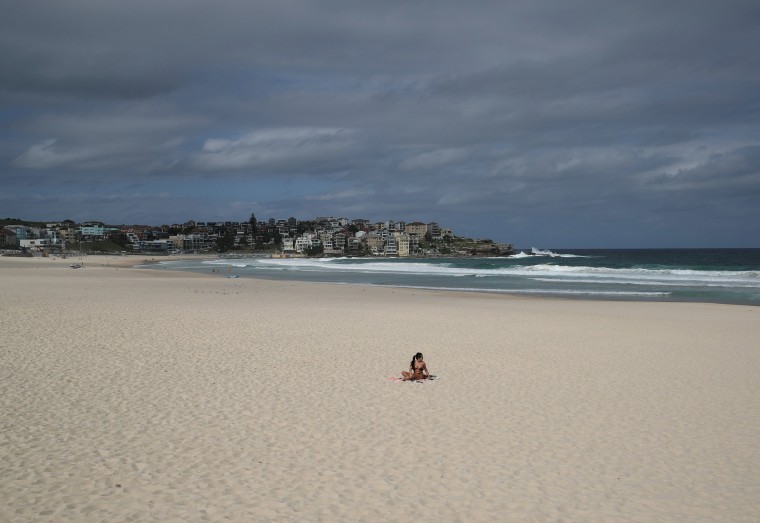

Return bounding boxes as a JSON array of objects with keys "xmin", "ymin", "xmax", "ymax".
[
  {"xmin": 215, "ymin": 228, "xmax": 236, "ymax": 252},
  {"xmin": 297, "ymin": 220, "xmax": 316, "ymax": 235},
  {"xmin": 247, "ymin": 212, "xmax": 260, "ymax": 248},
  {"xmin": 167, "ymin": 224, "xmax": 195, "ymax": 235},
  {"xmin": 108, "ymin": 230, "xmax": 130, "ymax": 250}
]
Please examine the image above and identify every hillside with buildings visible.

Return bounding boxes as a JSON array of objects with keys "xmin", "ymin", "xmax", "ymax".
[{"xmin": 0, "ymin": 216, "xmax": 513, "ymax": 258}]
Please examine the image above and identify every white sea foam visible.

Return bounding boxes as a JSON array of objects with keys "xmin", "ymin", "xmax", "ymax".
[
  {"xmin": 530, "ymin": 247, "xmax": 590, "ymax": 258},
  {"xmin": 519, "ymin": 265, "xmax": 760, "ymax": 287},
  {"xmin": 338, "ymin": 283, "xmax": 671, "ymax": 298},
  {"xmin": 254, "ymin": 258, "xmax": 461, "ymax": 274},
  {"xmin": 509, "ymin": 248, "xmax": 590, "ymax": 258},
  {"xmin": 530, "ymin": 277, "xmax": 757, "ymax": 288},
  {"xmin": 198, "ymin": 257, "xmax": 760, "ymax": 289}
]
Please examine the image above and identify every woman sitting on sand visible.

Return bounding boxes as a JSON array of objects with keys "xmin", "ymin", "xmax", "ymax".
[{"xmin": 401, "ymin": 352, "xmax": 430, "ymax": 381}]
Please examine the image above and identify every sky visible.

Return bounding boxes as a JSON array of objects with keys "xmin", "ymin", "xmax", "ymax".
[{"xmin": 1, "ymin": 0, "xmax": 759, "ymax": 248}]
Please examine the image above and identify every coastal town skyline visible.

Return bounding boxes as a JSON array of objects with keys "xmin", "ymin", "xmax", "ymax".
[
  {"xmin": 3, "ymin": 214, "xmax": 518, "ymax": 257},
  {"xmin": 2, "ymin": 2, "xmax": 759, "ymax": 248}
]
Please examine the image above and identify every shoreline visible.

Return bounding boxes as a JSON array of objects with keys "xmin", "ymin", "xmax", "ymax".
[
  {"xmin": 4, "ymin": 253, "xmax": 757, "ymax": 307},
  {"xmin": 138, "ymin": 254, "xmax": 760, "ymax": 308}
]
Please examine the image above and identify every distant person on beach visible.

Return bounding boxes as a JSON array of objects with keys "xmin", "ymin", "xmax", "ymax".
[{"xmin": 401, "ymin": 352, "xmax": 430, "ymax": 381}]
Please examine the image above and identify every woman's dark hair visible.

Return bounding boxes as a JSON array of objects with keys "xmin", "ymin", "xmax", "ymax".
[{"xmin": 410, "ymin": 352, "xmax": 423, "ymax": 371}]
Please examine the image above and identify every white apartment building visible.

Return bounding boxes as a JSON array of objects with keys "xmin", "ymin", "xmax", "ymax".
[
  {"xmin": 20, "ymin": 239, "xmax": 52, "ymax": 250},
  {"xmin": 319, "ymin": 232, "xmax": 332, "ymax": 245},
  {"xmin": 78, "ymin": 225, "xmax": 117, "ymax": 240},
  {"xmin": 294, "ymin": 237, "xmax": 311, "ymax": 253},
  {"xmin": 294, "ymin": 234, "xmax": 321, "ymax": 253},
  {"xmin": 45, "ymin": 228, "xmax": 62, "ymax": 245},
  {"xmin": 384, "ymin": 235, "xmax": 398, "ymax": 256}
]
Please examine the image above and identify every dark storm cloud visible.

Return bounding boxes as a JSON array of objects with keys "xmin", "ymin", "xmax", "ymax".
[
  {"xmin": 652, "ymin": 146, "xmax": 760, "ymax": 194},
  {"xmin": 1, "ymin": 0, "xmax": 759, "ymax": 246}
]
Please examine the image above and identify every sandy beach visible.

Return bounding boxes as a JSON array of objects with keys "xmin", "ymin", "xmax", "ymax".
[{"xmin": 2, "ymin": 255, "xmax": 759, "ymax": 522}]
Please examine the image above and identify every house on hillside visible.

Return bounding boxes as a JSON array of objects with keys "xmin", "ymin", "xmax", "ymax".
[
  {"xmin": 78, "ymin": 225, "xmax": 118, "ymax": 241},
  {"xmin": 383, "ymin": 235, "xmax": 398, "ymax": 256},
  {"xmin": 394, "ymin": 231, "xmax": 419, "ymax": 257},
  {"xmin": 364, "ymin": 232, "xmax": 384, "ymax": 255},
  {"xmin": 282, "ymin": 237, "xmax": 295, "ymax": 252},
  {"xmin": 405, "ymin": 222, "xmax": 427, "ymax": 238},
  {"xmin": 1, "ymin": 227, "xmax": 18, "ymax": 249},
  {"xmin": 20, "ymin": 239, "xmax": 52, "ymax": 251},
  {"xmin": 4, "ymin": 225, "xmax": 30, "ymax": 241}
]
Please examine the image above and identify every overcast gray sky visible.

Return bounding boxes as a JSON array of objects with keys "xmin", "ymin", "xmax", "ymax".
[{"xmin": 2, "ymin": 0, "xmax": 759, "ymax": 247}]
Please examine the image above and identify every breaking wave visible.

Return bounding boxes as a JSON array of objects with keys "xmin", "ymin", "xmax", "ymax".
[{"xmin": 199, "ymin": 257, "xmax": 760, "ymax": 289}]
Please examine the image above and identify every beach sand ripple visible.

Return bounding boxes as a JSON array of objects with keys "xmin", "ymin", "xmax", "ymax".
[{"xmin": 1, "ymin": 256, "xmax": 759, "ymax": 521}]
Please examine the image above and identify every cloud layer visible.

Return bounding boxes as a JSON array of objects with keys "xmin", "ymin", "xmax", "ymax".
[{"xmin": 1, "ymin": 0, "xmax": 758, "ymax": 246}]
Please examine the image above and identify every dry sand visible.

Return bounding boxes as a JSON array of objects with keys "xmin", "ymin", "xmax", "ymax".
[{"xmin": 2, "ymin": 255, "xmax": 759, "ymax": 522}]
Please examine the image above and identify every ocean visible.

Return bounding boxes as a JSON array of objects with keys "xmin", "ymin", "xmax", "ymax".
[{"xmin": 145, "ymin": 248, "xmax": 760, "ymax": 306}]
